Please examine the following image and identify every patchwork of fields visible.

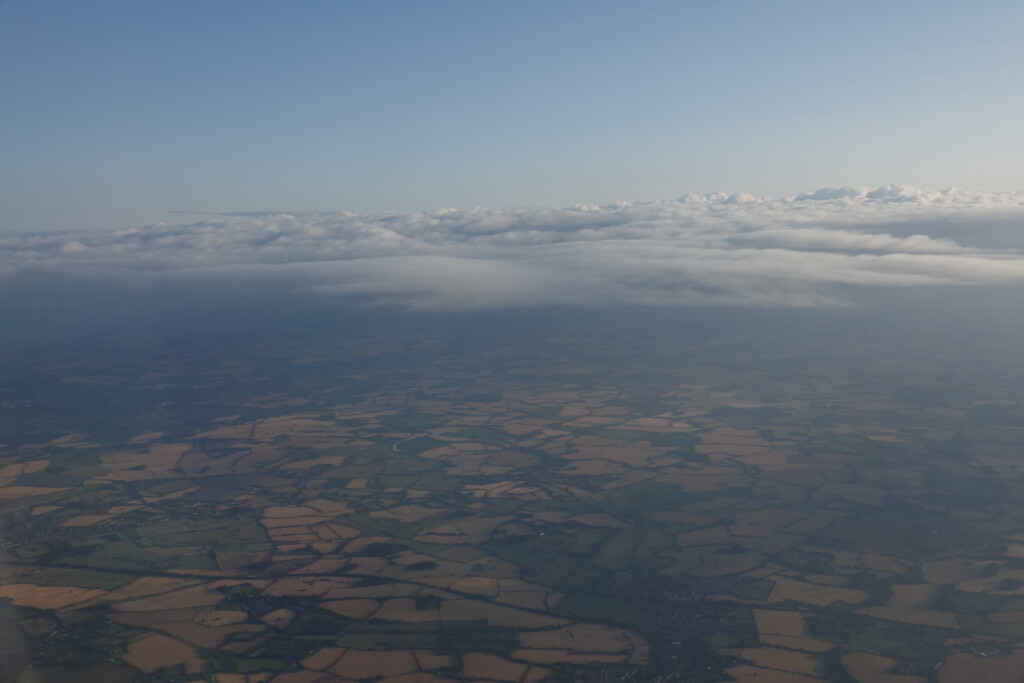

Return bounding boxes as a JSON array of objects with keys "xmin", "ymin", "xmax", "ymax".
[{"xmin": 3, "ymin": 317, "xmax": 1024, "ymax": 682}]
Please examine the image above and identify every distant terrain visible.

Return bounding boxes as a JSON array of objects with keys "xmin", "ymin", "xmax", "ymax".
[{"xmin": 2, "ymin": 301, "xmax": 1024, "ymax": 683}]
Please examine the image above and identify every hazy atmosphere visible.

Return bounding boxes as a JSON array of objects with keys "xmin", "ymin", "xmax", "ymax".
[{"xmin": 3, "ymin": 3, "xmax": 1024, "ymax": 683}]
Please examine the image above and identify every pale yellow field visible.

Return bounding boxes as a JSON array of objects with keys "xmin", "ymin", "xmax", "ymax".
[
  {"xmin": 722, "ymin": 665, "xmax": 823, "ymax": 682},
  {"xmin": 0, "ymin": 459, "xmax": 49, "ymax": 478},
  {"xmin": 48, "ymin": 433, "xmax": 102, "ymax": 448},
  {"xmin": 519, "ymin": 623, "xmax": 635, "ymax": 654},
  {"xmin": 766, "ymin": 578, "xmax": 868, "ymax": 607},
  {"xmin": 740, "ymin": 648, "xmax": 822, "ymax": 677},
  {"xmin": 842, "ymin": 652, "xmax": 926, "ymax": 683},
  {"xmin": 261, "ymin": 514, "xmax": 327, "ymax": 528},
  {"xmin": 322, "ymin": 579, "xmax": 422, "ymax": 600},
  {"xmin": 260, "ymin": 608, "xmax": 296, "ymax": 628},
  {"xmin": 415, "ymin": 516, "xmax": 510, "ymax": 544},
  {"xmin": 753, "ymin": 609, "xmax": 808, "ymax": 637},
  {"xmin": 462, "ymin": 652, "xmax": 528, "ymax": 681},
  {"xmin": 60, "ymin": 514, "xmax": 116, "ymax": 527},
  {"xmin": 261, "ymin": 504, "xmax": 322, "ymax": 518},
  {"xmin": 330, "ymin": 649, "xmax": 419, "ymax": 679},
  {"xmin": 858, "ymin": 553, "xmax": 911, "ymax": 574},
  {"xmin": 278, "ymin": 455, "xmax": 346, "ymax": 470},
  {"xmin": 653, "ymin": 510, "xmax": 716, "ymax": 526},
  {"xmin": 0, "ymin": 486, "xmax": 72, "ymax": 499},
  {"xmin": 301, "ymin": 646, "xmax": 346, "ymax": 670},
  {"xmin": 79, "ymin": 576, "xmax": 199, "ymax": 607},
  {"xmin": 127, "ymin": 431, "xmax": 164, "ymax": 444},
  {"xmin": 110, "ymin": 608, "xmax": 266, "ymax": 647},
  {"xmin": 493, "ymin": 590, "xmax": 550, "ymax": 611},
  {"xmin": 210, "ymin": 674, "xmax": 248, "ymax": 683},
  {"xmin": 369, "ymin": 504, "xmax": 445, "ymax": 522},
  {"xmin": 141, "ymin": 484, "xmax": 198, "ymax": 503},
  {"xmin": 559, "ymin": 459, "xmax": 628, "ymax": 475},
  {"xmin": 193, "ymin": 608, "xmax": 249, "ymax": 626},
  {"xmin": 114, "ymin": 580, "xmax": 268, "ymax": 611},
  {"xmin": 0, "ymin": 584, "xmax": 106, "ymax": 609},
  {"xmin": 121, "ymin": 634, "xmax": 204, "ymax": 674},
  {"xmin": 95, "ymin": 443, "xmax": 191, "ymax": 481},
  {"xmin": 565, "ymin": 446, "xmax": 662, "ymax": 467},
  {"xmin": 325, "ymin": 522, "xmax": 361, "ymax": 539},
  {"xmin": 414, "ymin": 650, "xmax": 457, "ymax": 671}
]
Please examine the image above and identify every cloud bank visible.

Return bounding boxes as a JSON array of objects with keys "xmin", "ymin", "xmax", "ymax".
[{"xmin": 4, "ymin": 185, "xmax": 1024, "ymax": 309}]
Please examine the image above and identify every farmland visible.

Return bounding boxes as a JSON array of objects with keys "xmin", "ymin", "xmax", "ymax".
[{"xmin": 3, "ymin": 309, "xmax": 1024, "ymax": 682}]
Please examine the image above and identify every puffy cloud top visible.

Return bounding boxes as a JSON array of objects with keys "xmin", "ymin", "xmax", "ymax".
[{"xmin": 4, "ymin": 186, "xmax": 1024, "ymax": 309}]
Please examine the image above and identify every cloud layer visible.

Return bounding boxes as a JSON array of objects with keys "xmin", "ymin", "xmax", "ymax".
[{"xmin": 4, "ymin": 185, "xmax": 1024, "ymax": 309}]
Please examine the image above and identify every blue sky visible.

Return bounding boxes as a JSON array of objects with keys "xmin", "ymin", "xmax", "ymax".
[{"xmin": 1, "ymin": 0, "xmax": 1022, "ymax": 231}]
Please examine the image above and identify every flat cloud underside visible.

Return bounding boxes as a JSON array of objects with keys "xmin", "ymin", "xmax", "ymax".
[{"xmin": 4, "ymin": 185, "xmax": 1024, "ymax": 309}]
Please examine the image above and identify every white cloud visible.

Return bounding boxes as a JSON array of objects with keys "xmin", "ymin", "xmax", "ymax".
[
  {"xmin": 3, "ymin": 186, "xmax": 1024, "ymax": 309},
  {"xmin": 726, "ymin": 228, "xmax": 967, "ymax": 253}
]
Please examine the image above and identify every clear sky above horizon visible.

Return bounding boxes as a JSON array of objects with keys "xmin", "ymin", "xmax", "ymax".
[{"xmin": 1, "ymin": 0, "xmax": 1022, "ymax": 232}]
